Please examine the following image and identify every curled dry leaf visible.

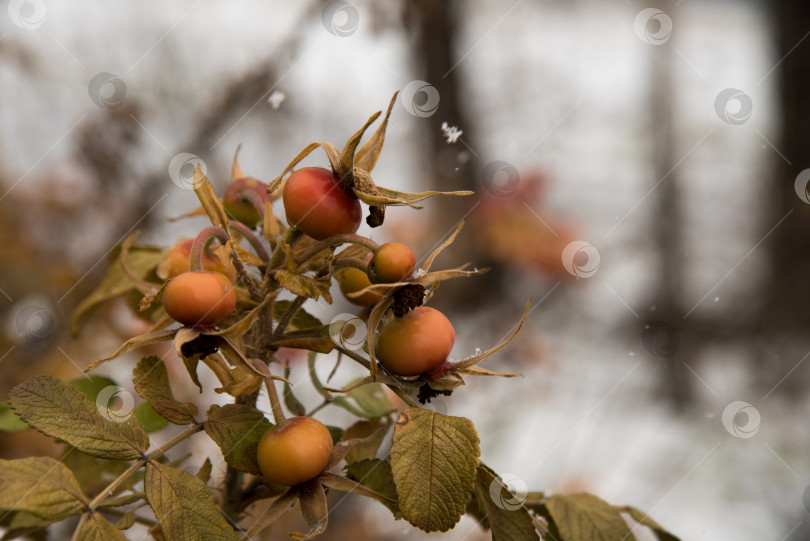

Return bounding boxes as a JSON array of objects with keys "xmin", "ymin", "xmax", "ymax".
[
  {"xmin": 85, "ymin": 328, "xmax": 178, "ymax": 372},
  {"xmin": 451, "ymin": 300, "xmax": 531, "ymax": 372}
]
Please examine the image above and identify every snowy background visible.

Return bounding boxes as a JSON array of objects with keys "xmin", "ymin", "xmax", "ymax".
[{"xmin": 1, "ymin": 0, "xmax": 807, "ymax": 539}]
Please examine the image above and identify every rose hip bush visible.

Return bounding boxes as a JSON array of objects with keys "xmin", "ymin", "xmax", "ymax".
[{"xmin": 0, "ymin": 93, "xmax": 679, "ymax": 540}]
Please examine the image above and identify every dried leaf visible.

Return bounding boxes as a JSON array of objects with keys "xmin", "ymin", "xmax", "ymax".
[
  {"xmin": 75, "ymin": 512, "xmax": 127, "ymax": 541},
  {"xmin": 86, "ymin": 328, "xmax": 178, "ymax": 372},
  {"xmin": 545, "ymin": 493, "xmax": 634, "ymax": 541},
  {"xmin": 214, "ymin": 365, "xmax": 263, "ymax": 397},
  {"xmin": 390, "ymin": 408, "xmax": 480, "ymax": 532},
  {"xmin": 9, "ymin": 375, "xmax": 149, "ymax": 460},
  {"xmin": 133, "ymin": 355, "xmax": 198, "ymax": 425},
  {"xmin": 196, "ymin": 458, "xmax": 212, "ymax": 484},
  {"xmin": 71, "ymin": 244, "xmax": 164, "ymax": 335},
  {"xmin": 219, "ymin": 337, "xmax": 291, "ymax": 382},
  {"xmin": 0, "ymin": 457, "xmax": 87, "ymax": 521},
  {"xmin": 269, "ymin": 336, "xmax": 334, "ymax": 354},
  {"xmin": 320, "ymin": 471, "xmax": 397, "ymax": 509},
  {"xmin": 204, "ymin": 404, "xmax": 272, "ymax": 475},
  {"xmin": 212, "ymin": 291, "xmax": 277, "ymax": 338},
  {"xmin": 473, "ymin": 463, "xmax": 539, "ymax": 541},
  {"xmin": 193, "ymin": 165, "xmax": 230, "ymax": 231},
  {"xmin": 145, "ymin": 461, "xmax": 239, "ymax": 541},
  {"xmin": 272, "ymin": 300, "xmax": 323, "ymax": 331},
  {"xmin": 274, "ymin": 270, "xmax": 332, "ymax": 303},
  {"xmin": 354, "ymin": 92, "xmax": 398, "ymax": 172},
  {"xmin": 353, "ymin": 187, "xmax": 474, "ymax": 209},
  {"xmin": 621, "ymin": 506, "xmax": 681, "ymax": 541}
]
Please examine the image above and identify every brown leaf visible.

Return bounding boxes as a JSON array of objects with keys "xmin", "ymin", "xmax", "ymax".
[
  {"xmin": 337, "ymin": 110, "xmax": 382, "ymax": 182},
  {"xmin": 86, "ymin": 328, "xmax": 178, "ymax": 372},
  {"xmin": 204, "ymin": 404, "xmax": 272, "ymax": 475}
]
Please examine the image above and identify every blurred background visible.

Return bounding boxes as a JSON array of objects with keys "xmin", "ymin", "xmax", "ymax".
[{"xmin": 2, "ymin": 0, "xmax": 810, "ymax": 539}]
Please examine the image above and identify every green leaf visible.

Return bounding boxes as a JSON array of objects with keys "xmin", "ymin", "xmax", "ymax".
[
  {"xmin": 326, "ymin": 426, "xmax": 344, "ymax": 444},
  {"xmin": 69, "ymin": 375, "xmax": 118, "ymax": 401},
  {"xmin": 545, "ymin": 493, "xmax": 635, "ymax": 541},
  {"xmin": 70, "ymin": 243, "xmax": 164, "ymax": 335},
  {"xmin": 345, "ymin": 382, "xmax": 395, "ymax": 418},
  {"xmin": 0, "ymin": 403, "xmax": 28, "ymax": 432},
  {"xmin": 9, "ymin": 375, "xmax": 149, "ymax": 460},
  {"xmin": 145, "ymin": 461, "xmax": 239, "ymax": 541},
  {"xmin": 274, "ymin": 270, "xmax": 332, "ymax": 303},
  {"xmin": 134, "ymin": 401, "xmax": 170, "ymax": 433},
  {"xmin": 133, "ymin": 355, "xmax": 198, "ymax": 425},
  {"xmin": 75, "ymin": 512, "xmax": 127, "ymax": 541},
  {"xmin": 204, "ymin": 404, "xmax": 272, "ymax": 475},
  {"xmin": 623, "ymin": 506, "xmax": 681, "ymax": 541},
  {"xmin": 346, "ymin": 459, "xmax": 399, "ymax": 517},
  {"xmin": 472, "ymin": 463, "xmax": 539, "ymax": 541},
  {"xmin": 0, "ymin": 457, "xmax": 87, "ymax": 521},
  {"xmin": 390, "ymin": 407, "xmax": 480, "ymax": 532},
  {"xmin": 273, "ymin": 300, "xmax": 323, "ymax": 330}
]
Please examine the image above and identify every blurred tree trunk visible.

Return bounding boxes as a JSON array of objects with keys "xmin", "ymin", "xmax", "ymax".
[
  {"xmin": 407, "ymin": 0, "xmax": 504, "ymax": 313},
  {"xmin": 768, "ymin": 0, "xmax": 810, "ymax": 332},
  {"xmin": 647, "ymin": 3, "xmax": 692, "ymax": 408}
]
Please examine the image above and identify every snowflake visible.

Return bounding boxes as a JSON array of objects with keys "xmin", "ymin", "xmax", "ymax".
[
  {"xmin": 411, "ymin": 268, "xmax": 427, "ymax": 279},
  {"xmin": 441, "ymin": 122, "xmax": 463, "ymax": 144},
  {"xmin": 267, "ymin": 90, "xmax": 286, "ymax": 110}
]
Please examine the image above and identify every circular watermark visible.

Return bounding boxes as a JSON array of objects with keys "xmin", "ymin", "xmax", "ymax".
[
  {"xmin": 642, "ymin": 322, "xmax": 680, "ymax": 358},
  {"xmin": 721, "ymin": 401, "xmax": 760, "ymax": 439},
  {"xmin": 321, "ymin": 0, "xmax": 359, "ymax": 37},
  {"xmin": 481, "ymin": 160, "xmax": 520, "ymax": 197},
  {"xmin": 794, "ymin": 169, "xmax": 810, "ymax": 204},
  {"xmin": 329, "ymin": 313, "xmax": 368, "ymax": 350},
  {"xmin": 8, "ymin": 0, "xmax": 46, "ymax": 29},
  {"xmin": 400, "ymin": 81, "xmax": 440, "ymax": 118},
  {"xmin": 168, "ymin": 153, "xmax": 206, "ymax": 190},
  {"xmin": 561, "ymin": 241, "xmax": 600, "ymax": 278},
  {"xmin": 88, "ymin": 72, "xmax": 127, "ymax": 110},
  {"xmin": 634, "ymin": 8, "xmax": 672, "ymax": 45},
  {"xmin": 488, "ymin": 473, "xmax": 528, "ymax": 511},
  {"xmin": 714, "ymin": 88, "xmax": 753, "ymax": 125},
  {"xmin": 13, "ymin": 303, "xmax": 55, "ymax": 343},
  {"xmin": 96, "ymin": 386, "xmax": 135, "ymax": 423}
]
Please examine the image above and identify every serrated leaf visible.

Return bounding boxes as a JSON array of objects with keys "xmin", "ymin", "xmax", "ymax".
[
  {"xmin": 274, "ymin": 270, "xmax": 332, "ymax": 303},
  {"xmin": 114, "ymin": 511, "xmax": 135, "ymax": 530},
  {"xmin": 623, "ymin": 506, "xmax": 681, "ymax": 541},
  {"xmin": 9, "ymin": 375, "xmax": 149, "ymax": 460},
  {"xmin": 204, "ymin": 404, "xmax": 272, "ymax": 475},
  {"xmin": 134, "ymin": 356, "xmax": 198, "ymax": 425},
  {"xmin": 71, "ymin": 243, "xmax": 164, "ymax": 335},
  {"xmin": 0, "ymin": 403, "xmax": 28, "ymax": 432},
  {"xmin": 545, "ymin": 493, "xmax": 634, "ymax": 541},
  {"xmin": 145, "ymin": 461, "xmax": 238, "ymax": 541},
  {"xmin": 75, "ymin": 512, "xmax": 127, "ymax": 541},
  {"xmin": 134, "ymin": 401, "xmax": 170, "ymax": 433},
  {"xmin": 69, "ymin": 375, "xmax": 118, "ymax": 401},
  {"xmin": 472, "ymin": 463, "xmax": 539, "ymax": 541},
  {"xmin": 346, "ymin": 459, "xmax": 399, "ymax": 516},
  {"xmin": 0, "ymin": 457, "xmax": 87, "ymax": 521},
  {"xmin": 272, "ymin": 300, "xmax": 323, "ymax": 330},
  {"xmin": 390, "ymin": 407, "xmax": 480, "ymax": 532}
]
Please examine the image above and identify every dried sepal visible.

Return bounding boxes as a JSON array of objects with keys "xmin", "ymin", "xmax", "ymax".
[
  {"xmin": 85, "ymin": 328, "xmax": 178, "ymax": 372},
  {"xmin": 354, "ymin": 92, "xmax": 398, "ymax": 173},
  {"xmin": 451, "ymin": 300, "xmax": 531, "ymax": 372},
  {"xmin": 420, "ymin": 220, "xmax": 466, "ymax": 272},
  {"xmin": 324, "ymin": 427, "xmax": 388, "ymax": 471},
  {"xmin": 219, "ymin": 337, "xmax": 291, "ymax": 383},
  {"xmin": 290, "ymin": 480, "xmax": 328, "ymax": 540},
  {"xmin": 266, "ymin": 142, "xmax": 341, "ymax": 195},
  {"xmin": 193, "ymin": 164, "xmax": 230, "ymax": 231},
  {"xmin": 338, "ymin": 110, "xmax": 382, "ymax": 185},
  {"xmin": 231, "ymin": 143, "xmax": 244, "ymax": 181},
  {"xmin": 244, "ymin": 486, "xmax": 300, "ymax": 538},
  {"xmin": 426, "ymin": 372, "xmax": 465, "ymax": 392},
  {"xmin": 319, "ymin": 472, "xmax": 398, "ymax": 506},
  {"xmin": 214, "ymin": 365, "xmax": 263, "ymax": 397},
  {"xmin": 263, "ymin": 199, "xmax": 283, "ymax": 244},
  {"xmin": 212, "ymin": 291, "xmax": 277, "ymax": 338},
  {"xmin": 458, "ymin": 365, "xmax": 523, "ymax": 378},
  {"xmin": 166, "ymin": 205, "xmax": 207, "ymax": 222},
  {"xmin": 365, "ymin": 295, "xmax": 394, "ymax": 381}
]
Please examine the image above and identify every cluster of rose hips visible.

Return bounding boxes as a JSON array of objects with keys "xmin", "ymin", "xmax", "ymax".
[{"xmin": 154, "ymin": 158, "xmax": 458, "ymax": 487}]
